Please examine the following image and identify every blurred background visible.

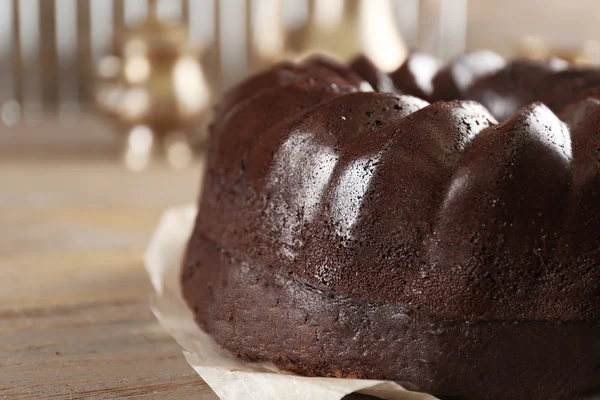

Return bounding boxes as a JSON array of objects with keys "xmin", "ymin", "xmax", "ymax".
[{"xmin": 2, "ymin": 0, "xmax": 600, "ymax": 168}]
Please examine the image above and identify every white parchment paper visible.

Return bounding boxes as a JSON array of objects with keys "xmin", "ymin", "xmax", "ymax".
[{"xmin": 144, "ymin": 205, "xmax": 439, "ymax": 400}]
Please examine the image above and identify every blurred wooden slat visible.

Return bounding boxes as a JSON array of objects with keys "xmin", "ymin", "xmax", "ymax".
[
  {"xmin": 124, "ymin": 0, "xmax": 149, "ymax": 25},
  {"xmin": 11, "ymin": 0, "xmax": 23, "ymax": 109},
  {"xmin": 76, "ymin": 0, "xmax": 92, "ymax": 103},
  {"xmin": 214, "ymin": 0, "xmax": 221, "ymax": 70},
  {"xmin": 418, "ymin": 0, "xmax": 442, "ymax": 57},
  {"xmin": 308, "ymin": 0, "xmax": 316, "ymax": 22},
  {"xmin": 438, "ymin": 0, "xmax": 467, "ymax": 60},
  {"xmin": 148, "ymin": 0, "xmax": 157, "ymax": 16},
  {"xmin": 394, "ymin": 0, "xmax": 420, "ymax": 48},
  {"xmin": 55, "ymin": 0, "xmax": 80, "ymax": 113},
  {"xmin": 114, "ymin": 0, "xmax": 125, "ymax": 25},
  {"xmin": 113, "ymin": 0, "xmax": 125, "ymax": 49},
  {"xmin": 181, "ymin": 0, "xmax": 190, "ymax": 24},
  {"xmin": 246, "ymin": 0, "xmax": 254, "ymax": 69},
  {"xmin": 39, "ymin": 0, "xmax": 59, "ymax": 112},
  {"xmin": 204, "ymin": 0, "xmax": 223, "ymax": 93}
]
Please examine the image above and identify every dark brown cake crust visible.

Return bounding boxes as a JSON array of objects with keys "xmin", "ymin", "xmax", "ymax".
[
  {"xmin": 349, "ymin": 55, "xmax": 397, "ymax": 94},
  {"xmin": 431, "ymin": 50, "xmax": 505, "ymax": 101},
  {"xmin": 183, "ymin": 54, "xmax": 600, "ymax": 400},
  {"xmin": 389, "ymin": 52, "xmax": 441, "ymax": 101},
  {"xmin": 183, "ymin": 235, "xmax": 600, "ymax": 400}
]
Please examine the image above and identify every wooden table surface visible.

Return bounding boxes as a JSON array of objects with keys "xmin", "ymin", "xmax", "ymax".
[{"xmin": 0, "ymin": 156, "xmax": 218, "ymax": 399}]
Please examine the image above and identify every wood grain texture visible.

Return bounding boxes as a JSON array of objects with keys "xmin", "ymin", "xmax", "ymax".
[
  {"xmin": 0, "ymin": 157, "xmax": 217, "ymax": 399},
  {"xmin": 0, "ymin": 300, "xmax": 217, "ymax": 399}
]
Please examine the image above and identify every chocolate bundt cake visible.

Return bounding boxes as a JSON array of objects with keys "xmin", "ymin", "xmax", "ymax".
[{"xmin": 182, "ymin": 53, "xmax": 600, "ymax": 400}]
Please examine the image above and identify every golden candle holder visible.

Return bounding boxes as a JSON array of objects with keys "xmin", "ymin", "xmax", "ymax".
[{"xmin": 94, "ymin": 0, "xmax": 210, "ymax": 170}]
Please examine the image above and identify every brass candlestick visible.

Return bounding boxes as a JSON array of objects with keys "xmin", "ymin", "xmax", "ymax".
[{"xmin": 94, "ymin": 0, "xmax": 210, "ymax": 170}]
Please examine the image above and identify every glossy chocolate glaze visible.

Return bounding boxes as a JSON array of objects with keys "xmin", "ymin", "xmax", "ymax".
[
  {"xmin": 183, "ymin": 54, "xmax": 600, "ymax": 400},
  {"xmin": 389, "ymin": 52, "xmax": 441, "ymax": 101},
  {"xmin": 349, "ymin": 55, "xmax": 397, "ymax": 93},
  {"xmin": 431, "ymin": 50, "xmax": 505, "ymax": 101},
  {"xmin": 463, "ymin": 58, "xmax": 567, "ymax": 120},
  {"xmin": 541, "ymin": 69, "xmax": 600, "ymax": 113}
]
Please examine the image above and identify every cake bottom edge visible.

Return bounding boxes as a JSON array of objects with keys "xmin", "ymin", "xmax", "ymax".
[{"xmin": 182, "ymin": 234, "xmax": 600, "ymax": 400}]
